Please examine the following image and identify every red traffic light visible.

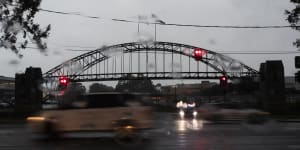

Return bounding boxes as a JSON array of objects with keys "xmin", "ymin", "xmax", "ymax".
[
  {"xmin": 194, "ymin": 48, "xmax": 205, "ymax": 60},
  {"xmin": 221, "ymin": 76, "xmax": 227, "ymax": 81},
  {"xmin": 220, "ymin": 75, "xmax": 228, "ymax": 87},
  {"xmin": 59, "ymin": 76, "xmax": 70, "ymax": 86}
]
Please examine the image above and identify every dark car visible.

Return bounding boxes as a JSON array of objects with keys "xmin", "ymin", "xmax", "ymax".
[{"xmin": 197, "ymin": 103, "xmax": 270, "ymax": 124}]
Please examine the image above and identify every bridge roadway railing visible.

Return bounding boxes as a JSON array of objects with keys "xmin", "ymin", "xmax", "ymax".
[{"xmin": 44, "ymin": 71, "xmax": 259, "ymax": 82}]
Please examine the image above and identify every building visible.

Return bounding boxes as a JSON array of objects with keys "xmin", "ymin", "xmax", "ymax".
[
  {"xmin": 0, "ymin": 76, "xmax": 14, "ymax": 84},
  {"xmin": 285, "ymin": 76, "xmax": 300, "ymax": 105},
  {"xmin": 0, "ymin": 76, "xmax": 15, "ymax": 105},
  {"xmin": 285, "ymin": 76, "xmax": 300, "ymax": 91},
  {"xmin": 160, "ymin": 81, "xmax": 219, "ymax": 104},
  {"xmin": 161, "ymin": 81, "xmax": 217, "ymax": 95}
]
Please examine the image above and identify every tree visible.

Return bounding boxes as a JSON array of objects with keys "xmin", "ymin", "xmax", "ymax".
[
  {"xmin": 0, "ymin": 0, "xmax": 50, "ymax": 57},
  {"xmin": 286, "ymin": 0, "xmax": 300, "ymax": 49},
  {"xmin": 115, "ymin": 75, "xmax": 156, "ymax": 93},
  {"xmin": 67, "ymin": 82, "xmax": 86, "ymax": 94},
  {"xmin": 59, "ymin": 82, "xmax": 86, "ymax": 108},
  {"xmin": 89, "ymin": 83, "xmax": 114, "ymax": 93}
]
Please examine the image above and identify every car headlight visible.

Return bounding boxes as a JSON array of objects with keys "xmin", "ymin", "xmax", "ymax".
[
  {"xmin": 193, "ymin": 111, "xmax": 198, "ymax": 116},
  {"xmin": 26, "ymin": 116, "xmax": 46, "ymax": 122},
  {"xmin": 179, "ymin": 110, "xmax": 185, "ymax": 117}
]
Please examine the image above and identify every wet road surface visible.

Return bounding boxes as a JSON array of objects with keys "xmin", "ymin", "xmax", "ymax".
[{"xmin": 1, "ymin": 112, "xmax": 300, "ymax": 150}]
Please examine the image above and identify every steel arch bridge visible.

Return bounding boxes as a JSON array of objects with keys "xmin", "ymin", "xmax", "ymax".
[{"xmin": 43, "ymin": 41, "xmax": 259, "ymax": 83}]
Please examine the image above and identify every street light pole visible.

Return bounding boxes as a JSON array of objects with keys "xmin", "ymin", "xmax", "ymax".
[
  {"xmin": 138, "ymin": 22, "xmax": 140, "ymax": 35},
  {"xmin": 155, "ymin": 23, "xmax": 156, "ymax": 42}
]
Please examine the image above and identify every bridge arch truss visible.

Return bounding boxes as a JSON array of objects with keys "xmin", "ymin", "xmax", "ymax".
[{"xmin": 43, "ymin": 41, "xmax": 259, "ymax": 82}]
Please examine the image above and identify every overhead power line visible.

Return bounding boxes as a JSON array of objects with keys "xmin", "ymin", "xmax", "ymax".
[
  {"xmin": 64, "ymin": 48, "xmax": 300, "ymax": 55},
  {"xmin": 38, "ymin": 8, "xmax": 300, "ymax": 29},
  {"xmin": 219, "ymin": 51, "xmax": 300, "ymax": 54},
  {"xmin": 39, "ymin": 8, "xmax": 100, "ymax": 19}
]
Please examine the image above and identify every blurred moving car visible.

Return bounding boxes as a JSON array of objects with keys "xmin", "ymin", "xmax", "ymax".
[
  {"xmin": 27, "ymin": 93, "xmax": 153, "ymax": 141},
  {"xmin": 197, "ymin": 103, "xmax": 270, "ymax": 124},
  {"xmin": 0, "ymin": 102, "xmax": 10, "ymax": 108},
  {"xmin": 176, "ymin": 100, "xmax": 198, "ymax": 119}
]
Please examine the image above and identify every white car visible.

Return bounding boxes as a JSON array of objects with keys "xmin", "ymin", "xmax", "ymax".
[{"xmin": 176, "ymin": 101, "xmax": 198, "ymax": 119}]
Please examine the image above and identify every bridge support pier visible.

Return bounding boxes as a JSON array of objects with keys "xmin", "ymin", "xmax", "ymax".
[
  {"xmin": 259, "ymin": 61, "xmax": 287, "ymax": 114},
  {"xmin": 15, "ymin": 67, "xmax": 43, "ymax": 114}
]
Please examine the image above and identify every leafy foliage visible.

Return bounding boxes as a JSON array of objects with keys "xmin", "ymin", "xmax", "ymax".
[
  {"xmin": 59, "ymin": 82, "xmax": 86, "ymax": 108},
  {"xmin": 285, "ymin": 0, "xmax": 300, "ymax": 49},
  {"xmin": 115, "ymin": 75, "xmax": 157, "ymax": 93},
  {"xmin": 0, "ymin": 0, "xmax": 50, "ymax": 57},
  {"xmin": 89, "ymin": 83, "xmax": 114, "ymax": 93}
]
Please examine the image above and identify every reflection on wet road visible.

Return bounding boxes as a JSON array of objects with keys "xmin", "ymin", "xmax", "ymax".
[{"xmin": 176, "ymin": 119, "xmax": 204, "ymax": 132}]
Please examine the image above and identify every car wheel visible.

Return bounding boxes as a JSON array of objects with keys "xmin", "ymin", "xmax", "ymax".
[
  {"xmin": 44, "ymin": 121, "xmax": 60, "ymax": 140},
  {"xmin": 114, "ymin": 127, "xmax": 141, "ymax": 146},
  {"xmin": 114, "ymin": 119, "xmax": 141, "ymax": 145}
]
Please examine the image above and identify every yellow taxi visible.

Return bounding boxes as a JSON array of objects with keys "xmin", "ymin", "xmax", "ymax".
[{"xmin": 27, "ymin": 93, "xmax": 154, "ymax": 141}]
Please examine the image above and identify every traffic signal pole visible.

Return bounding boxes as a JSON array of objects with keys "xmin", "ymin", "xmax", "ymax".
[
  {"xmin": 295, "ymin": 56, "xmax": 300, "ymax": 82},
  {"xmin": 220, "ymin": 75, "xmax": 228, "ymax": 102}
]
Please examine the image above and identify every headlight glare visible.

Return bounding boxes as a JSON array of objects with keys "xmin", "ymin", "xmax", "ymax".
[
  {"xmin": 179, "ymin": 110, "xmax": 185, "ymax": 117},
  {"xmin": 193, "ymin": 111, "xmax": 198, "ymax": 116}
]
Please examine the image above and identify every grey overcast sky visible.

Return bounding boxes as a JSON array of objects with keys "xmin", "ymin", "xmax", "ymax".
[{"xmin": 0, "ymin": 0, "xmax": 299, "ymax": 82}]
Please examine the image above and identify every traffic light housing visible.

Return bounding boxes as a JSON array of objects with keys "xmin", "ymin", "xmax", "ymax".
[
  {"xmin": 295, "ymin": 56, "xmax": 300, "ymax": 68},
  {"xmin": 59, "ymin": 76, "xmax": 70, "ymax": 87},
  {"xmin": 194, "ymin": 48, "xmax": 205, "ymax": 60},
  {"xmin": 295, "ymin": 71, "xmax": 300, "ymax": 83},
  {"xmin": 220, "ymin": 75, "xmax": 228, "ymax": 88}
]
